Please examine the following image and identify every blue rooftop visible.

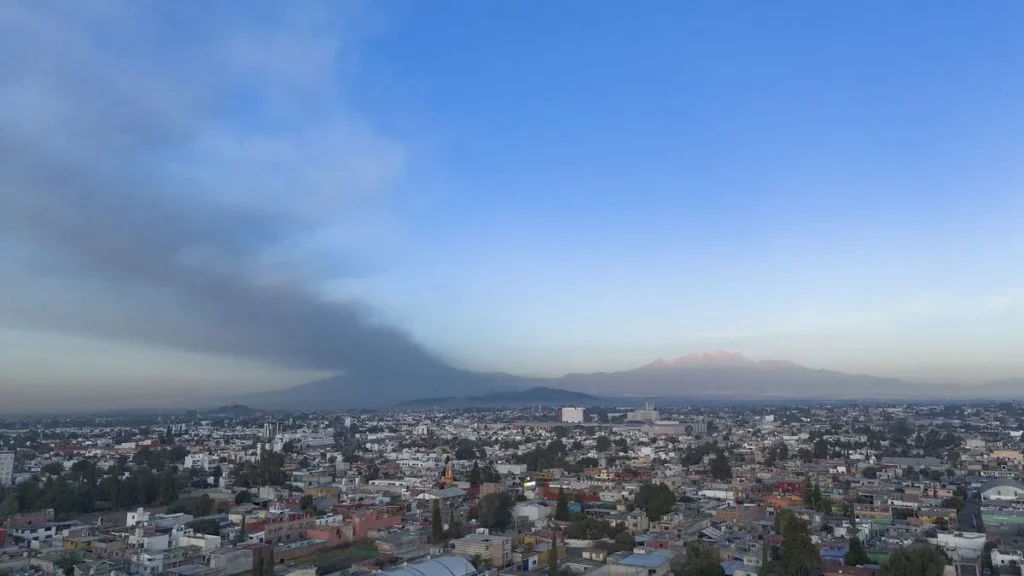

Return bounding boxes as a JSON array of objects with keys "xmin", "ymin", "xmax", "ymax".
[{"xmin": 620, "ymin": 552, "xmax": 673, "ymax": 568}]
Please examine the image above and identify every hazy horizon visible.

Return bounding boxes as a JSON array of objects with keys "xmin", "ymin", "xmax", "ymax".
[{"xmin": 2, "ymin": 1, "xmax": 1023, "ymax": 412}]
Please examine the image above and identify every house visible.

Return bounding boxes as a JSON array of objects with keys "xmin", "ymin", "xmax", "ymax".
[{"xmin": 452, "ymin": 530, "xmax": 513, "ymax": 568}]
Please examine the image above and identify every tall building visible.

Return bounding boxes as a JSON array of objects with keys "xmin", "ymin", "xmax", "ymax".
[
  {"xmin": 0, "ymin": 451, "xmax": 14, "ymax": 487},
  {"xmin": 627, "ymin": 401, "xmax": 659, "ymax": 423},
  {"xmin": 559, "ymin": 407, "xmax": 586, "ymax": 423}
]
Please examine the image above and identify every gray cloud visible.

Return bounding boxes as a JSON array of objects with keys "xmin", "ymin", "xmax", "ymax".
[{"xmin": 0, "ymin": 1, "xmax": 470, "ymax": 402}]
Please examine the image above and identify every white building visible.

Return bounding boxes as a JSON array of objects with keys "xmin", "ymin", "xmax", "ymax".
[
  {"xmin": 494, "ymin": 463, "xmax": 528, "ymax": 476},
  {"xmin": 560, "ymin": 407, "xmax": 586, "ymax": 424},
  {"xmin": 627, "ymin": 402, "xmax": 659, "ymax": 423},
  {"xmin": 513, "ymin": 502, "xmax": 551, "ymax": 522},
  {"xmin": 0, "ymin": 451, "xmax": 13, "ymax": 486},
  {"xmin": 184, "ymin": 454, "xmax": 213, "ymax": 471},
  {"xmin": 127, "ymin": 508, "xmax": 152, "ymax": 528},
  {"xmin": 981, "ymin": 479, "xmax": 1024, "ymax": 501}
]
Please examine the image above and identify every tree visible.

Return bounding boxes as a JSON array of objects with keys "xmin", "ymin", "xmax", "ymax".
[
  {"xmin": 188, "ymin": 518, "xmax": 221, "ymax": 536},
  {"xmin": 55, "ymin": 552, "xmax": 78, "ymax": 576},
  {"xmin": 41, "ymin": 462, "xmax": 63, "ymax": 476},
  {"xmin": 264, "ymin": 547, "xmax": 276, "ymax": 576},
  {"xmin": 861, "ymin": 466, "xmax": 878, "ymax": 479},
  {"xmin": 612, "ymin": 531, "xmax": 635, "ymax": 552},
  {"xmin": 595, "ymin": 436, "xmax": 612, "ymax": 452},
  {"xmin": 565, "ymin": 518, "xmax": 612, "ymax": 540},
  {"xmin": 672, "ymin": 541, "xmax": 724, "ymax": 576},
  {"xmin": 813, "ymin": 439, "xmax": 829, "ymax": 460},
  {"xmin": 157, "ymin": 470, "xmax": 179, "ymax": 505},
  {"xmin": 773, "ymin": 509, "xmax": 822, "ymax": 576},
  {"xmin": 478, "ymin": 492, "xmax": 514, "ymax": 531},
  {"xmin": 469, "ymin": 461, "xmax": 481, "ymax": 487},
  {"xmin": 299, "ymin": 494, "xmax": 314, "ymax": 511},
  {"xmin": 983, "ymin": 541, "xmax": 997, "ymax": 574},
  {"xmin": 431, "ymin": 500, "xmax": 444, "ymax": 543},
  {"xmin": 880, "ymin": 546, "xmax": 945, "ymax": 576},
  {"xmin": 1, "ymin": 493, "xmax": 19, "ymax": 518},
  {"xmin": 634, "ymin": 483, "xmax": 677, "ymax": 521},
  {"xmin": 845, "ymin": 537, "xmax": 870, "ymax": 566},
  {"xmin": 555, "ymin": 487, "xmax": 571, "ymax": 521},
  {"xmin": 548, "ymin": 525, "xmax": 559, "ymax": 576},
  {"xmin": 710, "ymin": 451, "xmax": 732, "ymax": 481},
  {"xmin": 802, "ymin": 478, "xmax": 814, "ymax": 507},
  {"xmin": 235, "ymin": 490, "xmax": 252, "ymax": 504}
]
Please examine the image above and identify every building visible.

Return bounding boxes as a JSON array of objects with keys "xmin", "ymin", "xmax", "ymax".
[
  {"xmin": 262, "ymin": 512, "xmax": 314, "ymax": 545},
  {"xmin": 453, "ymin": 530, "xmax": 513, "ymax": 568},
  {"xmin": 560, "ymin": 407, "xmax": 586, "ymax": 424},
  {"xmin": 207, "ymin": 547, "xmax": 253, "ymax": 576},
  {"xmin": 980, "ymin": 479, "xmax": 1024, "ymax": 501},
  {"xmin": 627, "ymin": 402, "xmax": 659, "ymax": 423},
  {"xmin": 625, "ymin": 511, "xmax": 650, "ymax": 534},
  {"xmin": 0, "ymin": 451, "xmax": 13, "ymax": 486},
  {"xmin": 380, "ymin": 555, "xmax": 475, "ymax": 576}
]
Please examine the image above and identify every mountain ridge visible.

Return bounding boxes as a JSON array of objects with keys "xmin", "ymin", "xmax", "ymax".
[{"xmin": 245, "ymin": 350, "xmax": 1024, "ymax": 410}]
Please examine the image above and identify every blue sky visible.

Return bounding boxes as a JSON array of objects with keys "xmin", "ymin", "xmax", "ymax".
[
  {"xmin": 335, "ymin": 2, "xmax": 1024, "ymax": 376},
  {"xmin": 1, "ymin": 1, "xmax": 1023, "ymax": 409}
]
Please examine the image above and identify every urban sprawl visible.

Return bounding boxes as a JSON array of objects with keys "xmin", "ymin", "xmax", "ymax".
[{"xmin": 2, "ymin": 403, "xmax": 1024, "ymax": 576}]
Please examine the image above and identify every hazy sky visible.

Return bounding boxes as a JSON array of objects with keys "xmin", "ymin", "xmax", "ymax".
[{"xmin": 2, "ymin": 1, "xmax": 1023, "ymax": 411}]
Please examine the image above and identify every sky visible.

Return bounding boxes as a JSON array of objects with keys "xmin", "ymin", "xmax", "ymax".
[{"xmin": 1, "ymin": 1, "xmax": 1023, "ymax": 411}]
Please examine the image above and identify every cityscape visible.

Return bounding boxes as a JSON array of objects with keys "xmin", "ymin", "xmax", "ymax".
[
  {"xmin": 2, "ymin": 402, "xmax": 1024, "ymax": 576},
  {"xmin": 2, "ymin": 2, "xmax": 1023, "ymax": 576}
]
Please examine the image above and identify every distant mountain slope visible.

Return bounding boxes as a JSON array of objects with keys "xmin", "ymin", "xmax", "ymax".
[
  {"xmin": 246, "ymin": 350, "xmax": 1020, "ymax": 410},
  {"xmin": 395, "ymin": 386, "xmax": 608, "ymax": 408},
  {"xmin": 245, "ymin": 370, "xmax": 533, "ymax": 410},
  {"xmin": 556, "ymin": 352, "xmax": 982, "ymax": 401},
  {"xmin": 204, "ymin": 404, "xmax": 260, "ymax": 416}
]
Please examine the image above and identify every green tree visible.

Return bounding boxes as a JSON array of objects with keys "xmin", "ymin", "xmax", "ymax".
[
  {"xmin": 983, "ymin": 541, "xmax": 997, "ymax": 574},
  {"xmin": 548, "ymin": 526, "xmax": 559, "ymax": 576},
  {"xmin": 565, "ymin": 518, "xmax": 612, "ymax": 540},
  {"xmin": 299, "ymin": 494, "xmax": 314, "ymax": 511},
  {"xmin": 710, "ymin": 451, "xmax": 732, "ymax": 481},
  {"xmin": 880, "ymin": 546, "xmax": 946, "ymax": 576},
  {"xmin": 41, "ymin": 462, "xmax": 64, "ymax": 476},
  {"xmin": 469, "ymin": 461, "xmax": 481, "ymax": 487},
  {"xmin": 264, "ymin": 547, "xmax": 276, "ymax": 576},
  {"xmin": 187, "ymin": 518, "xmax": 221, "ymax": 536},
  {"xmin": 431, "ymin": 500, "xmax": 444, "ymax": 543},
  {"xmin": 1, "ymin": 493, "xmax": 19, "ymax": 518},
  {"xmin": 613, "ymin": 531, "xmax": 635, "ymax": 552},
  {"xmin": 555, "ymin": 487, "xmax": 571, "ymax": 521},
  {"xmin": 157, "ymin": 470, "xmax": 179, "ymax": 505},
  {"xmin": 672, "ymin": 541, "xmax": 724, "ymax": 576},
  {"xmin": 634, "ymin": 483, "xmax": 677, "ymax": 521},
  {"xmin": 773, "ymin": 509, "xmax": 822, "ymax": 576},
  {"xmin": 595, "ymin": 436, "xmax": 612, "ymax": 452},
  {"xmin": 235, "ymin": 490, "xmax": 252, "ymax": 504},
  {"xmin": 813, "ymin": 439, "xmax": 829, "ymax": 459},
  {"xmin": 845, "ymin": 537, "xmax": 870, "ymax": 566},
  {"xmin": 478, "ymin": 492, "xmax": 514, "ymax": 531},
  {"xmin": 55, "ymin": 552, "xmax": 78, "ymax": 576}
]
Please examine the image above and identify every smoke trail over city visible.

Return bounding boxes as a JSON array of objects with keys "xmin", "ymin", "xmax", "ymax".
[{"xmin": 0, "ymin": 1, "xmax": 470, "ymax": 400}]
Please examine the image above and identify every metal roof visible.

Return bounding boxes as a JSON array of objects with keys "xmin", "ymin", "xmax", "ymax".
[{"xmin": 382, "ymin": 555, "xmax": 476, "ymax": 576}]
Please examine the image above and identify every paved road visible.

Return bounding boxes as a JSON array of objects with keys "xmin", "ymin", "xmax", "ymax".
[{"xmin": 959, "ymin": 498, "xmax": 980, "ymax": 532}]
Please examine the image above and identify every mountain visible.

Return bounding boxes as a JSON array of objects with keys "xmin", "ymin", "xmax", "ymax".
[
  {"xmin": 395, "ymin": 386, "xmax": 607, "ymax": 408},
  {"xmin": 245, "ymin": 370, "xmax": 532, "ymax": 410},
  {"xmin": 204, "ymin": 404, "xmax": 260, "ymax": 416},
  {"xmin": 246, "ymin": 350, "xmax": 1021, "ymax": 411},
  {"xmin": 557, "ymin": 352, "xmax": 994, "ymax": 401},
  {"xmin": 643, "ymin": 351, "xmax": 756, "ymax": 369}
]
